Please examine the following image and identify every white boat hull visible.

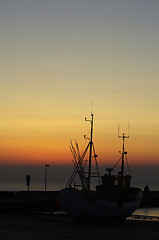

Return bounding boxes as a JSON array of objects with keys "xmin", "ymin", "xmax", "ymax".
[{"xmin": 60, "ymin": 188, "xmax": 142, "ymax": 220}]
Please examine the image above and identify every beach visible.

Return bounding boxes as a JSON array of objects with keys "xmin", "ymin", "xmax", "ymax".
[{"xmin": 0, "ymin": 213, "xmax": 159, "ymax": 240}]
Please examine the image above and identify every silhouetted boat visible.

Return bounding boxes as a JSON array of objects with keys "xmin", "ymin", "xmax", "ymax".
[{"xmin": 60, "ymin": 113, "xmax": 142, "ymax": 220}]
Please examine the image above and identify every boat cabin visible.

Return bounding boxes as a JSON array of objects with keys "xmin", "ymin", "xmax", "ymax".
[{"xmin": 101, "ymin": 168, "xmax": 131, "ymax": 190}]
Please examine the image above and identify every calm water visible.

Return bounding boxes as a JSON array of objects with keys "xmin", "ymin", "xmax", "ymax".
[
  {"xmin": 0, "ymin": 181, "xmax": 158, "ymax": 192},
  {"xmin": 0, "ymin": 180, "xmax": 65, "ymax": 192},
  {"xmin": 133, "ymin": 208, "xmax": 159, "ymax": 218}
]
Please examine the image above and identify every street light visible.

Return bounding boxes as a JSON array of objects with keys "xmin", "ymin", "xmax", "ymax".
[{"xmin": 45, "ymin": 164, "xmax": 50, "ymax": 191}]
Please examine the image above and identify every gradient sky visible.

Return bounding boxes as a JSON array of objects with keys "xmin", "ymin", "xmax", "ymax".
[{"xmin": 0, "ymin": 1, "xmax": 159, "ymax": 169}]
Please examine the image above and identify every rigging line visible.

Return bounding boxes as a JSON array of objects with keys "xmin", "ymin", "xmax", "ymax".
[
  {"xmin": 92, "ymin": 143, "xmax": 101, "ymax": 184},
  {"xmin": 75, "ymin": 140, "xmax": 81, "ymax": 162},
  {"xmin": 66, "ymin": 142, "xmax": 90, "ymax": 188},
  {"xmin": 113, "ymin": 156, "xmax": 122, "ymax": 169},
  {"xmin": 81, "ymin": 128, "xmax": 90, "ymax": 153},
  {"xmin": 125, "ymin": 154, "xmax": 131, "ymax": 175},
  {"xmin": 69, "ymin": 142, "xmax": 78, "ymax": 165},
  {"xmin": 67, "ymin": 143, "xmax": 81, "ymax": 187},
  {"xmin": 70, "ymin": 140, "xmax": 80, "ymax": 162},
  {"xmin": 69, "ymin": 145, "xmax": 77, "ymax": 167},
  {"xmin": 75, "ymin": 140, "xmax": 86, "ymax": 171},
  {"xmin": 72, "ymin": 159, "xmax": 77, "ymax": 168}
]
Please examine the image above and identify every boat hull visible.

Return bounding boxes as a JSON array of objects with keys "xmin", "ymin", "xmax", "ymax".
[{"xmin": 60, "ymin": 188, "xmax": 142, "ymax": 220}]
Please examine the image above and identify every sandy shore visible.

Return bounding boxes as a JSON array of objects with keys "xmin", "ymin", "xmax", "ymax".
[{"xmin": 0, "ymin": 213, "xmax": 159, "ymax": 240}]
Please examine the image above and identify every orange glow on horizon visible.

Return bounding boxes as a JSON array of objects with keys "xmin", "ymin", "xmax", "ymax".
[
  {"xmin": 0, "ymin": 115, "xmax": 159, "ymax": 166},
  {"xmin": 1, "ymin": 1, "xmax": 159, "ymax": 174},
  {"xmin": 0, "ymin": 138, "xmax": 159, "ymax": 166}
]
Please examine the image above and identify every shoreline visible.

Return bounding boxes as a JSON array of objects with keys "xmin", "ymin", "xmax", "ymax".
[{"xmin": 0, "ymin": 213, "xmax": 159, "ymax": 240}]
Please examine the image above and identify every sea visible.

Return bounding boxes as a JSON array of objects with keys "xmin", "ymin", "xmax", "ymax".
[{"xmin": 0, "ymin": 180, "xmax": 159, "ymax": 220}]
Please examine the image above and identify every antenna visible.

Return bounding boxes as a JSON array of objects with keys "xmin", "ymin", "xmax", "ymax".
[
  {"xmin": 118, "ymin": 124, "xmax": 120, "ymax": 138},
  {"xmin": 118, "ymin": 122, "xmax": 130, "ymax": 138},
  {"xmin": 128, "ymin": 121, "xmax": 130, "ymax": 138},
  {"xmin": 90, "ymin": 101, "xmax": 93, "ymax": 115}
]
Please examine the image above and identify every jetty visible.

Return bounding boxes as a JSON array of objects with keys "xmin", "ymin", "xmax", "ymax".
[
  {"xmin": 139, "ymin": 190, "xmax": 159, "ymax": 208},
  {"xmin": 0, "ymin": 190, "xmax": 60, "ymax": 213},
  {"xmin": 0, "ymin": 188, "xmax": 158, "ymax": 213}
]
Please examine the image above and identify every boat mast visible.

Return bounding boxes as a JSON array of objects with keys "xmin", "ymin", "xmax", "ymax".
[
  {"xmin": 86, "ymin": 113, "xmax": 93, "ymax": 190},
  {"xmin": 118, "ymin": 133, "xmax": 129, "ymax": 176}
]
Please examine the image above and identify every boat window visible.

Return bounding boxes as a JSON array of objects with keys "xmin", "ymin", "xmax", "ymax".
[{"xmin": 114, "ymin": 179, "xmax": 118, "ymax": 186}]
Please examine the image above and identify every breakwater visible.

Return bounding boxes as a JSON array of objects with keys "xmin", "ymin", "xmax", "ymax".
[
  {"xmin": 0, "ymin": 190, "xmax": 60, "ymax": 213},
  {"xmin": 0, "ymin": 189, "xmax": 159, "ymax": 213},
  {"xmin": 139, "ymin": 190, "xmax": 159, "ymax": 208}
]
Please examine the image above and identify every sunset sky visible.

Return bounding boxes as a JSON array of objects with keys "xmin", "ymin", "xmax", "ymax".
[{"xmin": 0, "ymin": 0, "xmax": 159, "ymax": 170}]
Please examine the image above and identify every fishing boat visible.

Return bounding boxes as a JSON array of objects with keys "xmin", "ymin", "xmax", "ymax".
[{"xmin": 60, "ymin": 113, "xmax": 142, "ymax": 220}]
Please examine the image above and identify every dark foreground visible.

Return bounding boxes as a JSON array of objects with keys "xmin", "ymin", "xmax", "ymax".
[{"xmin": 0, "ymin": 213, "xmax": 159, "ymax": 240}]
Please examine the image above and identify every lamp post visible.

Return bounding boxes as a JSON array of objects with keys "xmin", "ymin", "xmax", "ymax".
[{"xmin": 45, "ymin": 164, "xmax": 50, "ymax": 191}]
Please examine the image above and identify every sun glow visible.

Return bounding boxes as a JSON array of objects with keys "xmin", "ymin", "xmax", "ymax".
[{"xmin": 1, "ymin": 1, "xmax": 159, "ymax": 168}]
